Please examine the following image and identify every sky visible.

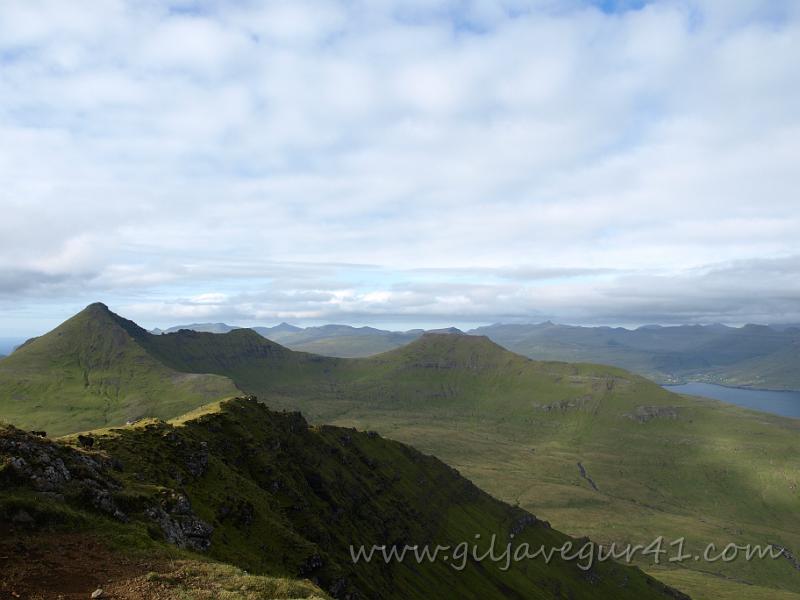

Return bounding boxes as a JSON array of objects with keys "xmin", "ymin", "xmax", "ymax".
[{"xmin": 1, "ymin": 0, "xmax": 799, "ymax": 336}]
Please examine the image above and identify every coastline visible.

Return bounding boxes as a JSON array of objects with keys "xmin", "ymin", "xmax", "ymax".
[{"xmin": 662, "ymin": 381, "xmax": 800, "ymax": 394}]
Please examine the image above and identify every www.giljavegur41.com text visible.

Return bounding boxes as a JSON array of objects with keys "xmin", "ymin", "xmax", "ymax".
[{"xmin": 350, "ymin": 535, "xmax": 785, "ymax": 571}]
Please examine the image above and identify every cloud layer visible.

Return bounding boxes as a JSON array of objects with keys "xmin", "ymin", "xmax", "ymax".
[{"xmin": 1, "ymin": 1, "xmax": 799, "ymax": 333}]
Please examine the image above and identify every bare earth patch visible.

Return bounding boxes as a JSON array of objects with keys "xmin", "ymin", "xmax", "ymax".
[
  {"xmin": 0, "ymin": 529, "xmax": 328, "ymax": 600},
  {"xmin": 0, "ymin": 529, "xmax": 166, "ymax": 599}
]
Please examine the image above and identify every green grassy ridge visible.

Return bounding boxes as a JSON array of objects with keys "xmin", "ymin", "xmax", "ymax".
[
  {"xmin": 335, "ymin": 343, "xmax": 800, "ymax": 596},
  {"xmin": 275, "ymin": 327, "xmax": 421, "ymax": 358},
  {"xmin": 697, "ymin": 346, "xmax": 800, "ymax": 390},
  {"xmin": 2, "ymin": 305, "xmax": 799, "ymax": 597},
  {"xmin": 0, "ymin": 303, "xmax": 239, "ymax": 435},
  {"xmin": 155, "ymin": 331, "xmax": 800, "ymax": 596},
  {"xmin": 1, "ymin": 397, "xmax": 682, "ymax": 600},
  {"xmin": 116, "ymin": 323, "xmax": 800, "ymax": 595}
]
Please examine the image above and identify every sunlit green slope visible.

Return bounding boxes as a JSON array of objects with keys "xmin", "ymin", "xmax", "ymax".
[
  {"xmin": 1, "ymin": 397, "xmax": 683, "ymax": 599},
  {"xmin": 0, "ymin": 303, "xmax": 238, "ymax": 434}
]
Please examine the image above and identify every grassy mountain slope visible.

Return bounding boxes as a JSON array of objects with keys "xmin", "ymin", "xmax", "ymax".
[
  {"xmin": 471, "ymin": 322, "xmax": 800, "ymax": 390},
  {"xmin": 698, "ymin": 345, "xmax": 800, "ymax": 390},
  {"xmin": 3, "ymin": 306, "xmax": 799, "ymax": 598},
  {"xmin": 137, "ymin": 328, "xmax": 340, "ymax": 405},
  {"xmin": 161, "ymin": 331, "xmax": 800, "ymax": 598},
  {"xmin": 1, "ymin": 396, "xmax": 682, "ymax": 600},
  {"xmin": 0, "ymin": 303, "xmax": 239, "ymax": 435},
  {"xmin": 279, "ymin": 328, "xmax": 422, "ymax": 357}
]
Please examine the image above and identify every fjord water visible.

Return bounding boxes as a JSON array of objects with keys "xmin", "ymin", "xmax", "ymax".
[{"xmin": 665, "ymin": 382, "xmax": 800, "ymax": 418}]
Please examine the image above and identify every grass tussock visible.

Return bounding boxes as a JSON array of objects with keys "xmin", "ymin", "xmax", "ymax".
[{"xmin": 130, "ymin": 561, "xmax": 329, "ymax": 599}]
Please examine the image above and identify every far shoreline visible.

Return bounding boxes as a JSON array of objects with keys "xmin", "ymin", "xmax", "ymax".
[
  {"xmin": 662, "ymin": 381, "xmax": 800, "ymax": 394},
  {"xmin": 662, "ymin": 381, "xmax": 800, "ymax": 420}
]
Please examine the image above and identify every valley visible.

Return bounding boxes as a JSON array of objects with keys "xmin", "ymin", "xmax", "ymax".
[{"xmin": 2, "ymin": 304, "xmax": 799, "ymax": 598}]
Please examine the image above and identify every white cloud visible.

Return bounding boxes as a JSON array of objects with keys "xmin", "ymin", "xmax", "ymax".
[{"xmin": 0, "ymin": 0, "xmax": 799, "ymax": 332}]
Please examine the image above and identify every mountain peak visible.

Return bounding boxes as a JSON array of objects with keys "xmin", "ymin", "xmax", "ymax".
[
  {"xmin": 74, "ymin": 301, "xmax": 149, "ymax": 340},
  {"xmin": 0, "ymin": 304, "xmax": 239, "ymax": 435},
  {"xmin": 418, "ymin": 331, "xmax": 502, "ymax": 349},
  {"xmin": 425, "ymin": 327, "xmax": 464, "ymax": 335},
  {"xmin": 376, "ymin": 331, "xmax": 520, "ymax": 369},
  {"xmin": 83, "ymin": 301, "xmax": 111, "ymax": 314}
]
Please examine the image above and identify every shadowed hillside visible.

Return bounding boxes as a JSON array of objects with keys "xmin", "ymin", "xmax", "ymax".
[
  {"xmin": 0, "ymin": 303, "xmax": 238, "ymax": 434},
  {"xmin": 0, "ymin": 397, "xmax": 684, "ymax": 600}
]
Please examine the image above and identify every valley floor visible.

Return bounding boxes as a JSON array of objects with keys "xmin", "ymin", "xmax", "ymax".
[{"xmin": 314, "ymin": 403, "xmax": 800, "ymax": 600}]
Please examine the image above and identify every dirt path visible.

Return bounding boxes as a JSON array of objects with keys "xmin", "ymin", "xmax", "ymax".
[{"xmin": 0, "ymin": 528, "xmax": 167, "ymax": 600}]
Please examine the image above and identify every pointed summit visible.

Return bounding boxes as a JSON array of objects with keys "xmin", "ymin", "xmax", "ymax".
[
  {"xmin": 84, "ymin": 301, "xmax": 110, "ymax": 312},
  {"xmin": 0, "ymin": 304, "xmax": 237, "ymax": 435},
  {"xmin": 68, "ymin": 301, "xmax": 150, "ymax": 341}
]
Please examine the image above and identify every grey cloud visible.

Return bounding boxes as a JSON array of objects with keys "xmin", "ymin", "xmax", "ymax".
[
  {"xmin": 114, "ymin": 255, "xmax": 800, "ymax": 329},
  {"xmin": 407, "ymin": 266, "xmax": 621, "ymax": 281},
  {"xmin": 0, "ymin": 269, "xmax": 98, "ymax": 296},
  {"xmin": 0, "ymin": 1, "xmax": 799, "ymax": 332}
]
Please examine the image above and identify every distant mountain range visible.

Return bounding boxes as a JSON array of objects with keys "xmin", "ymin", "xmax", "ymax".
[
  {"xmin": 150, "ymin": 321, "xmax": 432, "ymax": 357},
  {"xmin": 149, "ymin": 320, "xmax": 800, "ymax": 390},
  {"xmin": 471, "ymin": 322, "xmax": 800, "ymax": 390},
  {"xmin": 151, "ymin": 322, "xmax": 242, "ymax": 335}
]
